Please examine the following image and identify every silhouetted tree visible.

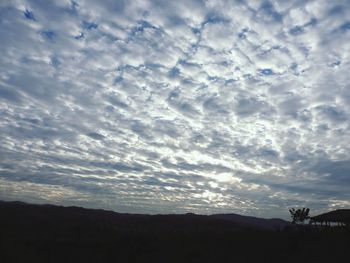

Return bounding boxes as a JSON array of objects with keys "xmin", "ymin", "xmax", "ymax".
[{"xmin": 289, "ymin": 207, "xmax": 310, "ymax": 224}]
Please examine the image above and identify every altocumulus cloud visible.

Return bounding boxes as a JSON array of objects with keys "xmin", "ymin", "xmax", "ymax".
[{"xmin": 0, "ymin": 0, "xmax": 350, "ymax": 218}]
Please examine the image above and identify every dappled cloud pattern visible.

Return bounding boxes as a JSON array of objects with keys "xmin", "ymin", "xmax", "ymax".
[{"xmin": 1, "ymin": 0, "xmax": 350, "ymax": 218}]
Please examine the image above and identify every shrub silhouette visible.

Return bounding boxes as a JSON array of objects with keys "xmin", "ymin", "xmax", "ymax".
[{"xmin": 289, "ymin": 207, "xmax": 310, "ymax": 224}]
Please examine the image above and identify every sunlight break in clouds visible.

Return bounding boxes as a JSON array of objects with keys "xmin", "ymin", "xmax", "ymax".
[{"xmin": 0, "ymin": 0, "xmax": 350, "ymax": 219}]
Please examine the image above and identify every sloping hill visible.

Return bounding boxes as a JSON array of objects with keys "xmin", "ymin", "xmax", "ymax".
[
  {"xmin": 1, "ymin": 200, "xmax": 349, "ymax": 263},
  {"xmin": 311, "ymin": 209, "xmax": 350, "ymax": 223},
  {"xmin": 211, "ymin": 213, "xmax": 291, "ymax": 230},
  {"xmin": 0, "ymin": 200, "xmax": 266, "ymax": 238},
  {"xmin": 0, "ymin": 200, "xmax": 289, "ymax": 231}
]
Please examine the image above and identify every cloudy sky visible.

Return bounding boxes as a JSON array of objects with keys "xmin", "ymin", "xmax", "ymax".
[{"xmin": 0, "ymin": 0, "xmax": 350, "ymax": 219}]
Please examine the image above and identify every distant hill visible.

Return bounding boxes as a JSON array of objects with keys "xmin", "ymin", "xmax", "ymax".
[
  {"xmin": 0, "ymin": 200, "xmax": 289, "ymax": 231},
  {"xmin": 211, "ymin": 213, "xmax": 291, "ymax": 230},
  {"xmin": 311, "ymin": 209, "xmax": 350, "ymax": 224},
  {"xmin": 1, "ymin": 200, "xmax": 349, "ymax": 263}
]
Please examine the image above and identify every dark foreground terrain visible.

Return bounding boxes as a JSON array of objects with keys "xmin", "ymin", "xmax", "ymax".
[{"xmin": 1, "ymin": 201, "xmax": 349, "ymax": 263}]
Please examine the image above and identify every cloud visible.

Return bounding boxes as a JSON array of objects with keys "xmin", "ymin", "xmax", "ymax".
[{"xmin": 0, "ymin": 0, "xmax": 350, "ymax": 219}]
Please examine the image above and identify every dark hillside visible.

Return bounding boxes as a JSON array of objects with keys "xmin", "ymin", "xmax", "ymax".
[
  {"xmin": 0, "ymin": 201, "xmax": 349, "ymax": 263},
  {"xmin": 211, "ymin": 213, "xmax": 291, "ymax": 230}
]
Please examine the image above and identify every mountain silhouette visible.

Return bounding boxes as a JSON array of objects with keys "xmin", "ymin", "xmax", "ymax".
[
  {"xmin": 1, "ymin": 200, "xmax": 349, "ymax": 263},
  {"xmin": 211, "ymin": 213, "xmax": 291, "ymax": 230}
]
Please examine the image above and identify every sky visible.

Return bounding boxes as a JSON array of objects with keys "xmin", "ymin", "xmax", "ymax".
[{"xmin": 0, "ymin": 0, "xmax": 350, "ymax": 219}]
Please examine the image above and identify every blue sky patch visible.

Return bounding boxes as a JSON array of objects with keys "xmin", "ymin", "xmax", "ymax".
[
  {"xmin": 289, "ymin": 26, "xmax": 304, "ymax": 35},
  {"xmin": 82, "ymin": 21, "xmax": 98, "ymax": 30},
  {"xmin": 50, "ymin": 56, "xmax": 60, "ymax": 68},
  {"xmin": 258, "ymin": 68, "xmax": 274, "ymax": 76},
  {"xmin": 24, "ymin": 9, "xmax": 36, "ymax": 21},
  {"xmin": 40, "ymin": 30, "xmax": 55, "ymax": 40},
  {"xmin": 340, "ymin": 21, "xmax": 350, "ymax": 31}
]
